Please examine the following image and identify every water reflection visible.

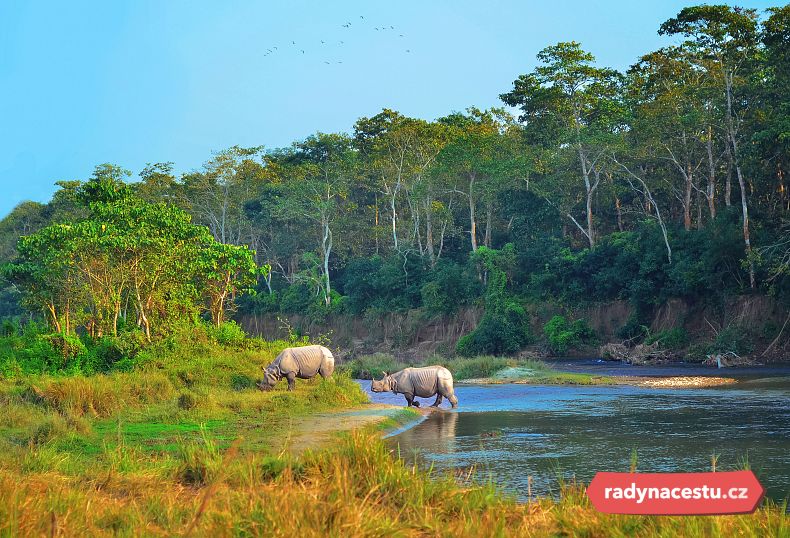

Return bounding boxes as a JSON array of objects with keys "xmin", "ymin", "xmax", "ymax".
[
  {"xmin": 365, "ymin": 381, "xmax": 790, "ymax": 502},
  {"xmin": 396, "ymin": 409, "xmax": 458, "ymax": 454}
]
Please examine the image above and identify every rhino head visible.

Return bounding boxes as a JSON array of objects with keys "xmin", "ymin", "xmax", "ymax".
[
  {"xmin": 257, "ymin": 367, "xmax": 279, "ymax": 391},
  {"xmin": 370, "ymin": 372, "xmax": 393, "ymax": 393}
]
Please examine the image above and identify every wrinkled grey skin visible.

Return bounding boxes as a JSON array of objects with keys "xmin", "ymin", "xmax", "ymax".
[
  {"xmin": 257, "ymin": 345, "xmax": 335, "ymax": 391},
  {"xmin": 371, "ymin": 366, "xmax": 458, "ymax": 408}
]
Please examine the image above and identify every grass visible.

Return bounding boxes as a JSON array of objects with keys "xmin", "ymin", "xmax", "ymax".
[
  {"xmin": 0, "ymin": 430, "xmax": 785, "ymax": 537},
  {"xmin": 341, "ymin": 353, "xmax": 616, "ymax": 385},
  {"xmin": 0, "ymin": 336, "xmax": 783, "ymax": 536}
]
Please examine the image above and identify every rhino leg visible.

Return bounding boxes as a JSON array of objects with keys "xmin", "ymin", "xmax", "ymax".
[
  {"xmin": 285, "ymin": 372, "xmax": 296, "ymax": 391},
  {"xmin": 431, "ymin": 394, "xmax": 443, "ymax": 407},
  {"xmin": 319, "ymin": 361, "xmax": 334, "ymax": 379},
  {"xmin": 404, "ymin": 393, "xmax": 420, "ymax": 407},
  {"xmin": 447, "ymin": 393, "xmax": 458, "ymax": 408}
]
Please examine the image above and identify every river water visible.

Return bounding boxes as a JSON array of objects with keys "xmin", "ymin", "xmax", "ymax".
[{"xmin": 358, "ymin": 370, "xmax": 790, "ymax": 502}]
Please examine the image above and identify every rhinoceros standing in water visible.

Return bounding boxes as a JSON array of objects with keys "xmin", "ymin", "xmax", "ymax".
[
  {"xmin": 257, "ymin": 345, "xmax": 335, "ymax": 391},
  {"xmin": 371, "ymin": 366, "xmax": 458, "ymax": 408}
]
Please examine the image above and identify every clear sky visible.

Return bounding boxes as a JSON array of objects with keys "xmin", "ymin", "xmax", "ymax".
[{"xmin": 0, "ymin": 0, "xmax": 778, "ymax": 218}]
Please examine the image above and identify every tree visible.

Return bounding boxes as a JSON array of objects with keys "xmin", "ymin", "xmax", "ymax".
[
  {"xmin": 502, "ymin": 42, "xmax": 626, "ymax": 247},
  {"xmin": 660, "ymin": 5, "xmax": 760, "ymax": 287}
]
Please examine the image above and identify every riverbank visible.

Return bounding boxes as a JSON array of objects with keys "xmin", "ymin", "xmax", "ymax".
[
  {"xmin": 0, "ymin": 342, "xmax": 785, "ymax": 535},
  {"xmin": 343, "ymin": 354, "xmax": 752, "ymax": 388}
]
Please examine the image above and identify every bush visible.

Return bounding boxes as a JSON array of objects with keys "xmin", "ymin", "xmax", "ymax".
[
  {"xmin": 543, "ymin": 316, "xmax": 595, "ymax": 355},
  {"xmin": 645, "ymin": 328, "xmax": 688, "ymax": 350},
  {"xmin": 210, "ymin": 321, "xmax": 247, "ymax": 347},
  {"xmin": 91, "ymin": 331, "xmax": 146, "ymax": 372},
  {"xmin": 279, "ymin": 283, "xmax": 314, "ymax": 314},
  {"xmin": 709, "ymin": 325, "xmax": 753, "ymax": 356},
  {"xmin": 420, "ymin": 261, "xmax": 481, "ymax": 318},
  {"xmin": 456, "ymin": 245, "xmax": 532, "ymax": 356}
]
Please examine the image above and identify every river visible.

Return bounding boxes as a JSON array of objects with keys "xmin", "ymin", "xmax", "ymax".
[{"xmin": 358, "ymin": 368, "xmax": 790, "ymax": 502}]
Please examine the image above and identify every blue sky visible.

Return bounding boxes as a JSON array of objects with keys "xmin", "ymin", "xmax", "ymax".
[{"xmin": 0, "ymin": 0, "xmax": 778, "ymax": 218}]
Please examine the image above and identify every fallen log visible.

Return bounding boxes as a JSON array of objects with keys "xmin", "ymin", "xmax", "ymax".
[{"xmin": 599, "ymin": 342, "xmax": 672, "ymax": 365}]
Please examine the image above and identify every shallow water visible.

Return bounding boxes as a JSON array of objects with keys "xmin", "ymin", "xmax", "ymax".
[{"xmin": 359, "ymin": 378, "xmax": 790, "ymax": 501}]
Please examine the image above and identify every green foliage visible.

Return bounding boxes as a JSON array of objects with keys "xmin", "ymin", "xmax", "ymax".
[
  {"xmin": 420, "ymin": 260, "xmax": 481, "ymax": 317},
  {"xmin": 709, "ymin": 325, "xmax": 754, "ymax": 356},
  {"xmin": 543, "ymin": 315, "xmax": 595, "ymax": 355},
  {"xmin": 443, "ymin": 355, "xmax": 515, "ymax": 380},
  {"xmin": 3, "ymin": 195, "xmax": 258, "ymax": 340},
  {"xmin": 339, "ymin": 353, "xmax": 409, "ymax": 380},
  {"xmin": 457, "ymin": 245, "xmax": 532, "ymax": 356},
  {"xmin": 645, "ymin": 328, "xmax": 689, "ymax": 350},
  {"xmin": 209, "ymin": 321, "xmax": 247, "ymax": 347}
]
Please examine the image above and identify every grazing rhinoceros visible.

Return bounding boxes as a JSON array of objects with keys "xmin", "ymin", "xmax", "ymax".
[
  {"xmin": 371, "ymin": 366, "xmax": 458, "ymax": 408},
  {"xmin": 257, "ymin": 345, "xmax": 335, "ymax": 391}
]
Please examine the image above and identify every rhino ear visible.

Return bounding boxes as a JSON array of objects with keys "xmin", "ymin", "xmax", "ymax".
[{"xmin": 382, "ymin": 371, "xmax": 388, "ymax": 377}]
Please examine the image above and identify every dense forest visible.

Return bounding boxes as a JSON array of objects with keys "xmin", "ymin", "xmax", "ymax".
[{"xmin": 1, "ymin": 5, "xmax": 788, "ymax": 366}]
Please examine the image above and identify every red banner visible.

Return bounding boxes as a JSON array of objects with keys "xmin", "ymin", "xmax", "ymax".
[{"xmin": 586, "ymin": 470, "xmax": 765, "ymax": 515}]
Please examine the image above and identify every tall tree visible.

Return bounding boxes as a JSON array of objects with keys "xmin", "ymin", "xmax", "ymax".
[
  {"xmin": 502, "ymin": 42, "xmax": 626, "ymax": 247},
  {"xmin": 660, "ymin": 5, "xmax": 760, "ymax": 287}
]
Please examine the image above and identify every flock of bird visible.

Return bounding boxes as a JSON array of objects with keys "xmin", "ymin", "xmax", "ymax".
[{"xmin": 262, "ymin": 15, "xmax": 410, "ymax": 65}]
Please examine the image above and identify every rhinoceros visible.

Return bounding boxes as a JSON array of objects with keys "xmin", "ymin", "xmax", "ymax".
[
  {"xmin": 371, "ymin": 366, "xmax": 458, "ymax": 408},
  {"xmin": 257, "ymin": 345, "xmax": 335, "ymax": 391}
]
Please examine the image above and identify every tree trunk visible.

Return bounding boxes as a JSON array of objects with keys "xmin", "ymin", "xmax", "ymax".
[
  {"xmin": 683, "ymin": 163, "xmax": 693, "ymax": 231},
  {"xmin": 322, "ymin": 220, "xmax": 333, "ymax": 306},
  {"xmin": 706, "ymin": 126, "xmax": 717, "ymax": 219},
  {"xmin": 579, "ymin": 148, "xmax": 595, "ymax": 247},
  {"xmin": 615, "ymin": 197, "xmax": 624, "ymax": 232},
  {"xmin": 47, "ymin": 303, "xmax": 61, "ymax": 333},
  {"xmin": 467, "ymin": 172, "xmax": 478, "ymax": 252},
  {"xmin": 725, "ymin": 71, "xmax": 755, "ymax": 289},
  {"xmin": 484, "ymin": 201, "xmax": 492, "ymax": 248},
  {"xmin": 424, "ymin": 196, "xmax": 435, "ymax": 266}
]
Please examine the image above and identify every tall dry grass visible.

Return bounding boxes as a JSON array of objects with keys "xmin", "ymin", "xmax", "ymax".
[{"xmin": 0, "ymin": 432, "xmax": 786, "ymax": 537}]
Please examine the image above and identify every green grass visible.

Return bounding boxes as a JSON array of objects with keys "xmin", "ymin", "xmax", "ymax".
[
  {"xmin": 0, "ymin": 335, "xmax": 780, "ymax": 536},
  {"xmin": 0, "ymin": 429, "xmax": 785, "ymax": 537},
  {"xmin": 342, "ymin": 353, "xmax": 615, "ymax": 384}
]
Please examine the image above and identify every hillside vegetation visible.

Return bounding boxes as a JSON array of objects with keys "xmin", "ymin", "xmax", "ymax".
[{"xmin": 2, "ymin": 5, "xmax": 789, "ymax": 361}]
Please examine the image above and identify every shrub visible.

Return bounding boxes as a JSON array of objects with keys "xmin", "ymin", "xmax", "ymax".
[
  {"xmin": 543, "ymin": 316, "xmax": 595, "ymax": 355},
  {"xmin": 230, "ymin": 373, "xmax": 256, "ymax": 391},
  {"xmin": 210, "ymin": 321, "xmax": 247, "ymax": 347},
  {"xmin": 645, "ymin": 328, "xmax": 689, "ymax": 350},
  {"xmin": 709, "ymin": 325, "xmax": 753, "ymax": 356},
  {"xmin": 456, "ymin": 245, "xmax": 532, "ymax": 356},
  {"xmin": 91, "ymin": 331, "xmax": 146, "ymax": 372}
]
